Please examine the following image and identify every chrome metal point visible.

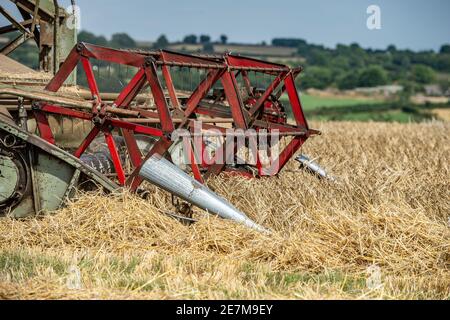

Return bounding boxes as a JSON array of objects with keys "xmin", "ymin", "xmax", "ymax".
[{"xmin": 139, "ymin": 154, "xmax": 269, "ymax": 233}]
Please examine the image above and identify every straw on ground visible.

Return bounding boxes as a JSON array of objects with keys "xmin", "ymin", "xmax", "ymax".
[{"xmin": 0, "ymin": 121, "xmax": 449, "ymax": 300}]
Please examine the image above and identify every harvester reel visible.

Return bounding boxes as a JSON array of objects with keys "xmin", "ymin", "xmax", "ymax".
[{"xmin": 0, "ymin": 41, "xmax": 322, "ymax": 232}]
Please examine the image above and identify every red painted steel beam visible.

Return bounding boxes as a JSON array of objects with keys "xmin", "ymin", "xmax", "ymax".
[
  {"xmin": 112, "ymin": 66, "xmax": 148, "ymax": 165},
  {"xmin": 33, "ymin": 111, "xmax": 55, "ymax": 144},
  {"xmin": 161, "ymin": 50, "xmax": 224, "ymax": 67},
  {"xmin": 226, "ymin": 55, "xmax": 288, "ymax": 72},
  {"xmin": 39, "ymin": 104, "xmax": 164, "ymax": 137},
  {"xmin": 221, "ymin": 71, "xmax": 248, "ymax": 129},
  {"xmin": 39, "ymin": 104, "xmax": 93, "ymax": 121},
  {"xmin": 45, "ymin": 46, "xmax": 81, "ymax": 92},
  {"xmin": 104, "ymin": 130, "xmax": 126, "ymax": 185},
  {"xmin": 122, "ymin": 129, "xmax": 143, "ymax": 168},
  {"xmin": 285, "ymin": 73, "xmax": 308, "ymax": 128},
  {"xmin": 248, "ymin": 71, "xmax": 289, "ymax": 117},
  {"xmin": 182, "ymin": 69, "xmax": 224, "ymax": 122},
  {"xmin": 144, "ymin": 61, "xmax": 175, "ymax": 134},
  {"xmin": 275, "ymin": 67, "xmax": 303, "ymax": 99},
  {"xmin": 241, "ymin": 70, "xmax": 253, "ymax": 97},
  {"xmin": 81, "ymin": 57, "xmax": 102, "ymax": 104},
  {"xmin": 114, "ymin": 68, "xmax": 147, "ymax": 108},
  {"xmin": 161, "ymin": 65, "xmax": 180, "ymax": 108},
  {"xmin": 260, "ymin": 137, "xmax": 305, "ymax": 176},
  {"xmin": 182, "ymin": 138, "xmax": 204, "ymax": 183},
  {"xmin": 73, "ymin": 126, "xmax": 100, "ymax": 158},
  {"xmin": 108, "ymin": 119, "xmax": 164, "ymax": 137},
  {"xmin": 81, "ymin": 43, "xmax": 146, "ymax": 68}
]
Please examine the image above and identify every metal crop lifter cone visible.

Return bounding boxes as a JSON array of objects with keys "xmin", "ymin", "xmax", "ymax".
[
  {"xmin": 296, "ymin": 155, "xmax": 336, "ymax": 182},
  {"xmin": 139, "ymin": 154, "xmax": 269, "ymax": 233}
]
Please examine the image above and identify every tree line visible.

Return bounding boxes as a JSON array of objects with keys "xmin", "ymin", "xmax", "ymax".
[
  {"xmin": 75, "ymin": 33, "xmax": 450, "ymax": 92},
  {"xmin": 272, "ymin": 38, "xmax": 450, "ymax": 92},
  {"xmin": 4, "ymin": 30, "xmax": 450, "ymax": 93}
]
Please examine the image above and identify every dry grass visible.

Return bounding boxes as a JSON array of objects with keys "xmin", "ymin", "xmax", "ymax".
[{"xmin": 0, "ymin": 121, "xmax": 449, "ymax": 300}]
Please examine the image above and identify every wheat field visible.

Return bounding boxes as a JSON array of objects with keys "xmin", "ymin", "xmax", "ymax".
[{"xmin": 0, "ymin": 121, "xmax": 449, "ymax": 300}]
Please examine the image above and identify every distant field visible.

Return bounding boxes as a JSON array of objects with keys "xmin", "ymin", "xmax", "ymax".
[
  {"xmin": 312, "ymin": 110, "xmax": 422, "ymax": 123},
  {"xmin": 282, "ymin": 93, "xmax": 450, "ymax": 123},
  {"xmin": 214, "ymin": 44, "xmax": 298, "ymax": 57},
  {"xmin": 298, "ymin": 94, "xmax": 384, "ymax": 111},
  {"xmin": 167, "ymin": 43, "xmax": 298, "ymax": 57},
  {"xmin": 280, "ymin": 93, "xmax": 384, "ymax": 111}
]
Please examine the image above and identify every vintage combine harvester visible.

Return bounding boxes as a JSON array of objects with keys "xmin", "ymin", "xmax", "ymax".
[{"xmin": 0, "ymin": 0, "xmax": 329, "ymax": 232}]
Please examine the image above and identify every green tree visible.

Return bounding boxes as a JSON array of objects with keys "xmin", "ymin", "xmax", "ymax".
[
  {"xmin": 78, "ymin": 30, "xmax": 108, "ymax": 46},
  {"xmin": 183, "ymin": 34, "xmax": 197, "ymax": 44},
  {"xmin": 299, "ymin": 66, "xmax": 333, "ymax": 89},
  {"xmin": 110, "ymin": 33, "xmax": 136, "ymax": 48},
  {"xmin": 411, "ymin": 64, "xmax": 436, "ymax": 84},
  {"xmin": 308, "ymin": 49, "xmax": 330, "ymax": 66},
  {"xmin": 358, "ymin": 66, "xmax": 388, "ymax": 87},
  {"xmin": 78, "ymin": 30, "xmax": 96, "ymax": 43},
  {"xmin": 387, "ymin": 44, "xmax": 397, "ymax": 53},
  {"xmin": 220, "ymin": 34, "xmax": 228, "ymax": 45},
  {"xmin": 199, "ymin": 35, "xmax": 211, "ymax": 44},
  {"xmin": 440, "ymin": 44, "xmax": 450, "ymax": 54},
  {"xmin": 436, "ymin": 55, "xmax": 450, "ymax": 72},
  {"xmin": 338, "ymin": 72, "xmax": 360, "ymax": 90},
  {"xmin": 154, "ymin": 35, "xmax": 169, "ymax": 49},
  {"xmin": 273, "ymin": 38, "xmax": 307, "ymax": 48}
]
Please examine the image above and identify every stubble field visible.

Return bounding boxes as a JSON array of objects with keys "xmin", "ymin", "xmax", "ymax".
[{"xmin": 0, "ymin": 121, "xmax": 449, "ymax": 300}]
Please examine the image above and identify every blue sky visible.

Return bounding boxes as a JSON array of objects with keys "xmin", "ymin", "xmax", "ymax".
[{"xmin": 2, "ymin": 0, "xmax": 450, "ymax": 51}]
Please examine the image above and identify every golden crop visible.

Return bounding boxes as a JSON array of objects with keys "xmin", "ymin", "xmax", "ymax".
[{"xmin": 0, "ymin": 121, "xmax": 448, "ymax": 300}]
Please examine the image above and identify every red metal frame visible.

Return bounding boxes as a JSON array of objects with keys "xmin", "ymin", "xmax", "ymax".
[
  {"xmin": 34, "ymin": 110, "xmax": 55, "ymax": 144},
  {"xmin": 104, "ymin": 129, "xmax": 126, "ymax": 185},
  {"xmin": 33, "ymin": 42, "xmax": 318, "ymax": 190}
]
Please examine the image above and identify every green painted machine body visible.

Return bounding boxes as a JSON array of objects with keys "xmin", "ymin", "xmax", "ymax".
[{"xmin": 0, "ymin": 116, "xmax": 118, "ymax": 218}]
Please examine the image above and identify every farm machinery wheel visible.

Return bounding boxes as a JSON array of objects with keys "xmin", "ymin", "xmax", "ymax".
[{"xmin": 0, "ymin": 143, "xmax": 29, "ymax": 213}]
